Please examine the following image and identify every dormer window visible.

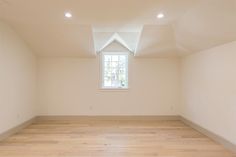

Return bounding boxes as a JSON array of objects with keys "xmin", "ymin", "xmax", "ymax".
[{"xmin": 101, "ymin": 52, "xmax": 128, "ymax": 89}]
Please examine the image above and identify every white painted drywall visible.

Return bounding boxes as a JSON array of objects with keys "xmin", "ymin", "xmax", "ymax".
[
  {"xmin": 0, "ymin": 21, "xmax": 36, "ymax": 134},
  {"xmin": 181, "ymin": 41, "xmax": 236, "ymax": 145},
  {"xmin": 38, "ymin": 56, "xmax": 180, "ymax": 115}
]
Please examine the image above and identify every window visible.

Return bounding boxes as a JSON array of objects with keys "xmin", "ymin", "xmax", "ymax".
[{"xmin": 101, "ymin": 52, "xmax": 128, "ymax": 89}]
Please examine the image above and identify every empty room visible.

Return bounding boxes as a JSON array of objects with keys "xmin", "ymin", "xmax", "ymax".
[{"xmin": 0, "ymin": 0, "xmax": 236, "ymax": 156}]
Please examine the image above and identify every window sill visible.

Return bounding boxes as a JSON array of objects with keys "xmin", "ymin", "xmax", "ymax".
[{"xmin": 99, "ymin": 88, "xmax": 129, "ymax": 92}]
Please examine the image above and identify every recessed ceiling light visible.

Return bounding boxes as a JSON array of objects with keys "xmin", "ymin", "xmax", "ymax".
[
  {"xmin": 65, "ymin": 12, "xmax": 72, "ymax": 18},
  {"xmin": 157, "ymin": 13, "xmax": 164, "ymax": 19}
]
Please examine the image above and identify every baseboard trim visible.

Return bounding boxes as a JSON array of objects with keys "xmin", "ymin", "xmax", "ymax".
[
  {"xmin": 0, "ymin": 117, "xmax": 36, "ymax": 141},
  {"xmin": 180, "ymin": 116, "xmax": 236, "ymax": 153},
  {"xmin": 1, "ymin": 115, "xmax": 235, "ymax": 154},
  {"xmin": 36, "ymin": 115, "xmax": 180, "ymax": 121}
]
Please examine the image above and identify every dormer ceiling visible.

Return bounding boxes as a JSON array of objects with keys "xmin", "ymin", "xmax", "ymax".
[
  {"xmin": 93, "ymin": 32, "xmax": 141, "ymax": 54},
  {"xmin": 0, "ymin": 0, "xmax": 235, "ymax": 57}
]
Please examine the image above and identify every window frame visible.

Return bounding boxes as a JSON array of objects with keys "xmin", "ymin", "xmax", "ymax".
[{"xmin": 100, "ymin": 52, "xmax": 129, "ymax": 90}]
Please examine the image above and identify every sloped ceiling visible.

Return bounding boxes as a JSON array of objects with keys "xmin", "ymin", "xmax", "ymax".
[
  {"xmin": 101, "ymin": 40, "xmax": 132, "ymax": 53},
  {"xmin": 174, "ymin": 0, "xmax": 236, "ymax": 53},
  {"xmin": 0, "ymin": 0, "xmax": 235, "ymax": 57},
  {"xmin": 93, "ymin": 32, "xmax": 141, "ymax": 53},
  {"xmin": 136, "ymin": 25, "xmax": 178, "ymax": 57}
]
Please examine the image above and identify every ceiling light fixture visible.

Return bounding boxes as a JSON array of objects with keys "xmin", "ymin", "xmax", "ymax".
[
  {"xmin": 157, "ymin": 13, "xmax": 164, "ymax": 19},
  {"xmin": 64, "ymin": 12, "xmax": 72, "ymax": 18}
]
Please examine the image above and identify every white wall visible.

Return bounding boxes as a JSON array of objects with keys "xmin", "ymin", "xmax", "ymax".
[
  {"xmin": 38, "ymin": 56, "xmax": 180, "ymax": 116},
  {"xmin": 0, "ymin": 21, "xmax": 36, "ymax": 134},
  {"xmin": 181, "ymin": 41, "xmax": 236, "ymax": 145},
  {"xmin": 1, "ymin": 18, "xmax": 235, "ymax": 147}
]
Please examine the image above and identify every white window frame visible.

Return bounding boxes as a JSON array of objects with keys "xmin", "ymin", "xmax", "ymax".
[{"xmin": 100, "ymin": 52, "xmax": 129, "ymax": 90}]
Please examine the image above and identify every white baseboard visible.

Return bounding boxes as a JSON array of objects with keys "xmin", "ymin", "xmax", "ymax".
[
  {"xmin": 1, "ymin": 115, "xmax": 235, "ymax": 154},
  {"xmin": 0, "ymin": 115, "xmax": 180, "ymax": 141},
  {"xmin": 36, "ymin": 115, "xmax": 180, "ymax": 121},
  {"xmin": 0, "ymin": 117, "xmax": 36, "ymax": 141},
  {"xmin": 180, "ymin": 116, "xmax": 236, "ymax": 154}
]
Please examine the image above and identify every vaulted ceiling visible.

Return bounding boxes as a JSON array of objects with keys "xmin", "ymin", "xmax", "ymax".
[{"xmin": 0, "ymin": 0, "xmax": 235, "ymax": 57}]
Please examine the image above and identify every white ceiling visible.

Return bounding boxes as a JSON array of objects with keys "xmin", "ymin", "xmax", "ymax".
[{"xmin": 0, "ymin": 0, "xmax": 235, "ymax": 57}]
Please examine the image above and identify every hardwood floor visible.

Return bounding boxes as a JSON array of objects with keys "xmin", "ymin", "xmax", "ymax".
[{"xmin": 0, "ymin": 119, "xmax": 235, "ymax": 157}]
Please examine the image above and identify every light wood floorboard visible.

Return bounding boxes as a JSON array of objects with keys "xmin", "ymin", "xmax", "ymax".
[{"xmin": 0, "ymin": 119, "xmax": 235, "ymax": 157}]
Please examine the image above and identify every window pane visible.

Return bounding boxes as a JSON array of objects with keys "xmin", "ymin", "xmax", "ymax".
[
  {"xmin": 111, "ymin": 61, "xmax": 118, "ymax": 68},
  {"xmin": 119, "ymin": 55, "xmax": 126, "ymax": 62},
  {"xmin": 102, "ymin": 53, "xmax": 128, "ymax": 88},
  {"xmin": 119, "ymin": 62, "xmax": 125, "ymax": 68},
  {"xmin": 104, "ymin": 55, "xmax": 111, "ymax": 61},
  {"xmin": 104, "ymin": 80, "xmax": 111, "ymax": 86},
  {"xmin": 119, "ymin": 68, "xmax": 125, "ymax": 74},
  {"xmin": 112, "ymin": 55, "xmax": 119, "ymax": 61},
  {"xmin": 104, "ymin": 61, "xmax": 111, "ymax": 69}
]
